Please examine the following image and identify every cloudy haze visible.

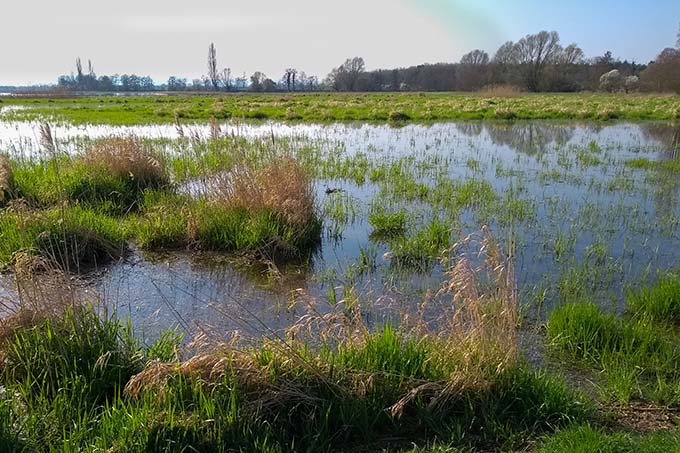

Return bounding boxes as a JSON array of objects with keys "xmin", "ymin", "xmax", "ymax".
[{"xmin": 1, "ymin": 0, "xmax": 679, "ymax": 85}]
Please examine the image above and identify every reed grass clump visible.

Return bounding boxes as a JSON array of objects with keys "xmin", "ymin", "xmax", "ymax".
[
  {"xmin": 11, "ymin": 137, "xmax": 169, "ymax": 215},
  {"xmin": 83, "ymin": 136, "xmax": 168, "ymax": 189},
  {"xmin": 213, "ymin": 155, "xmax": 316, "ymax": 228},
  {"xmin": 0, "ymin": 228, "xmax": 590, "ymax": 450},
  {"xmin": 0, "ymin": 204, "xmax": 126, "ymax": 270},
  {"xmin": 197, "ymin": 155, "xmax": 321, "ymax": 260},
  {"xmin": 0, "ymin": 154, "xmax": 13, "ymax": 206},
  {"xmin": 130, "ymin": 157, "xmax": 321, "ymax": 260}
]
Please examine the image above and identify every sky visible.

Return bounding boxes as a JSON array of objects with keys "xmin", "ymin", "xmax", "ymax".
[{"xmin": 1, "ymin": 0, "xmax": 679, "ymax": 86}]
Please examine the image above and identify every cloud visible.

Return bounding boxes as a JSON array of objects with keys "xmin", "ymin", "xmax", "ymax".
[{"xmin": 122, "ymin": 15, "xmax": 288, "ymax": 33}]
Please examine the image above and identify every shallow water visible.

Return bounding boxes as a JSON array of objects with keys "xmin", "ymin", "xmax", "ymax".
[{"xmin": 1, "ymin": 119, "xmax": 679, "ymax": 342}]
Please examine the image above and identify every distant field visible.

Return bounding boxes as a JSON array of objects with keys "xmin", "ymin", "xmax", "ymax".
[{"xmin": 1, "ymin": 92, "xmax": 679, "ymax": 125}]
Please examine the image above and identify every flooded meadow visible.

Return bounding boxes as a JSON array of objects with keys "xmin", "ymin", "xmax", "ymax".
[{"xmin": 1, "ymin": 118, "xmax": 678, "ymax": 341}]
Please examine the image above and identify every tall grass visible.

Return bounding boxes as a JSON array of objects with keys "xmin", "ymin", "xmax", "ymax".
[
  {"xmin": 0, "ymin": 227, "xmax": 590, "ymax": 451},
  {"xmin": 83, "ymin": 136, "xmax": 168, "ymax": 190},
  {"xmin": 627, "ymin": 271, "xmax": 680, "ymax": 324},
  {"xmin": 547, "ymin": 302, "xmax": 680, "ymax": 404},
  {"xmin": 4, "ymin": 136, "xmax": 322, "ymax": 268},
  {"xmin": 212, "ymin": 154, "xmax": 316, "ymax": 228},
  {"xmin": 11, "ymin": 136, "xmax": 168, "ymax": 215},
  {"xmin": 537, "ymin": 425, "xmax": 680, "ymax": 453},
  {"xmin": 0, "ymin": 203, "xmax": 126, "ymax": 270},
  {"xmin": 0, "ymin": 154, "xmax": 12, "ymax": 206}
]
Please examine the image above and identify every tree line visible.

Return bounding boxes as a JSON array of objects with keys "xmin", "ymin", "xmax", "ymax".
[{"xmin": 55, "ymin": 26, "xmax": 680, "ymax": 94}]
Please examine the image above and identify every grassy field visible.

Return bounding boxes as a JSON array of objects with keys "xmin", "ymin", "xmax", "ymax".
[
  {"xmin": 1, "ymin": 92, "xmax": 680, "ymax": 125},
  {"xmin": 1, "ymin": 241, "xmax": 680, "ymax": 451},
  {"xmin": 1, "ymin": 104, "xmax": 680, "ymax": 450}
]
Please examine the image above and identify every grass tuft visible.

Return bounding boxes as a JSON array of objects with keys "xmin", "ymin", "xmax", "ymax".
[{"xmin": 627, "ymin": 271, "xmax": 680, "ymax": 324}]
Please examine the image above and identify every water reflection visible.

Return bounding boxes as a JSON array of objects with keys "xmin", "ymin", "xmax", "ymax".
[{"xmin": 1, "ymin": 120, "xmax": 679, "ymax": 341}]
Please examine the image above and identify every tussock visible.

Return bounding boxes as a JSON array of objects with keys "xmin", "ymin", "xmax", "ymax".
[
  {"xmin": 127, "ymin": 226, "xmax": 519, "ymax": 420},
  {"xmin": 0, "ymin": 252, "xmax": 79, "ymax": 345},
  {"xmin": 213, "ymin": 155, "xmax": 316, "ymax": 227},
  {"xmin": 83, "ymin": 136, "xmax": 168, "ymax": 188},
  {"xmin": 0, "ymin": 155, "xmax": 13, "ymax": 204}
]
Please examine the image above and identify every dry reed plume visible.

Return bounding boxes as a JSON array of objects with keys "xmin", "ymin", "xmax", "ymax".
[
  {"xmin": 83, "ymin": 136, "xmax": 167, "ymax": 187},
  {"xmin": 0, "ymin": 155, "xmax": 13, "ymax": 204},
  {"xmin": 213, "ymin": 155, "xmax": 315, "ymax": 227},
  {"xmin": 125, "ymin": 226, "xmax": 519, "ymax": 421},
  {"xmin": 0, "ymin": 252, "xmax": 80, "ymax": 346}
]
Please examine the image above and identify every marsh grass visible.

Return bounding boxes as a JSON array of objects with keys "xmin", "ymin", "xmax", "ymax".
[
  {"xmin": 368, "ymin": 208, "xmax": 407, "ymax": 239},
  {"xmin": 5, "ymin": 93, "xmax": 678, "ymax": 125},
  {"xmin": 0, "ymin": 228, "xmax": 590, "ymax": 451},
  {"xmin": 83, "ymin": 136, "xmax": 168, "ymax": 189},
  {"xmin": 213, "ymin": 155, "xmax": 316, "ymax": 228},
  {"xmin": 0, "ymin": 203, "xmax": 126, "ymax": 270},
  {"xmin": 547, "ymin": 301, "xmax": 680, "ymax": 404},
  {"xmin": 627, "ymin": 157, "xmax": 680, "ymax": 173},
  {"xmin": 537, "ymin": 424, "xmax": 680, "ymax": 453},
  {"xmin": 0, "ymin": 154, "xmax": 13, "ymax": 206},
  {"xmin": 627, "ymin": 271, "xmax": 680, "ymax": 324},
  {"xmin": 3, "ymin": 134, "xmax": 322, "ymax": 268},
  {"xmin": 12, "ymin": 136, "xmax": 169, "ymax": 215},
  {"xmin": 389, "ymin": 219, "xmax": 450, "ymax": 268}
]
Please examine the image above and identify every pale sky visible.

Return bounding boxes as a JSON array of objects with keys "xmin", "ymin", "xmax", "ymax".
[{"xmin": 1, "ymin": 0, "xmax": 679, "ymax": 85}]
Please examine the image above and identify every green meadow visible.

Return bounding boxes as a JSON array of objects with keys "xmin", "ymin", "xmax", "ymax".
[
  {"xmin": 0, "ymin": 95, "xmax": 680, "ymax": 451},
  {"xmin": 1, "ymin": 92, "xmax": 679, "ymax": 125}
]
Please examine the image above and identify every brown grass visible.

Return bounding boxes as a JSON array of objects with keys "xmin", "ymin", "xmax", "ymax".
[
  {"xmin": 213, "ymin": 155, "xmax": 315, "ymax": 227},
  {"xmin": 83, "ymin": 136, "xmax": 168, "ymax": 187},
  {"xmin": 0, "ymin": 252, "xmax": 80, "ymax": 345},
  {"xmin": 0, "ymin": 155, "xmax": 13, "ymax": 204},
  {"xmin": 479, "ymin": 84, "xmax": 524, "ymax": 98},
  {"xmin": 125, "ymin": 226, "xmax": 518, "ymax": 420}
]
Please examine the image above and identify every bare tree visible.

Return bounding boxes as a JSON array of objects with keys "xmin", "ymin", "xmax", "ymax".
[
  {"xmin": 677, "ymin": 21, "xmax": 680, "ymax": 48},
  {"xmin": 326, "ymin": 57, "xmax": 365, "ymax": 91},
  {"xmin": 460, "ymin": 49, "xmax": 489, "ymax": 66},
  {"xmin": 75, "ymin": 57, "xmax": 84, "ymax": 84},
  {"xmin": 459, "ymin": 50, "xmax": 490, "ymax": 90},
  {"xmin": 560, "ymin": 44, "xmax": 585, "ymax": 65},
  {"xmin": 493, "ymin": 42, "xmax": 517, "ymax": 65},
  {"xmin": 207, "ymin": 43, "xmax": 219, "ymax": 91},
  {"xmin": 284, "ymin": 68, "xmax": 298, "ymax": 91},
  {"xmin": 513, "ymin": 31, "xmax": 562, "ymax": 91},
  {"xmin": 641, "ymin": 48, "xmax": 680, "ymax": 93},
  {"xmin": 221, "ymin": 68, "xmax": 232, "ymax": 91}
]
